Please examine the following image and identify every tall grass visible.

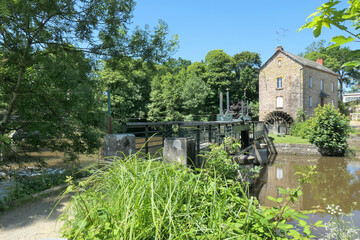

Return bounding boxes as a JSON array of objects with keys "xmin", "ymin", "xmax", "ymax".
[{"xmin": 61, "ymin": 146, "xmax": 315, "ymax": 239}]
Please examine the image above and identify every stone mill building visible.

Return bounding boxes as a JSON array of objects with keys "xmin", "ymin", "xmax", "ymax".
[{"xmin": 259, "ymin": 46, "xmax": 338, "ymax": 132}]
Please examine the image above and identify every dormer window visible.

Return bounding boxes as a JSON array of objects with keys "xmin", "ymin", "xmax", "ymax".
[{"xmin": 276, "ymin": 77, "xmax": 283, "ymax": 89}]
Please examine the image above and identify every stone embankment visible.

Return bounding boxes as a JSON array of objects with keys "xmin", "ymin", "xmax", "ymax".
[{"xmin": 274, "ymin": 143, "xmax": 321, "ymax": 155}]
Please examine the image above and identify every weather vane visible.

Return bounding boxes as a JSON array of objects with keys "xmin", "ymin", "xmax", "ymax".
[{"xmin": 275, "ymin": 28, "xmax": 288, "ymax": 46}]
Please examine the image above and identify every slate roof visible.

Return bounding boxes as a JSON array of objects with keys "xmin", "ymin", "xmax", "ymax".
[{"xmin": 261, "ymin": 49, "xmax": 339, "ymax": 77}]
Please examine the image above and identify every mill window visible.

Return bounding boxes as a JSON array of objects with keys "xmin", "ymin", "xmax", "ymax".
[{"xmin": 276, "ymin": 77, "xmax": 283, "ymax": 89}]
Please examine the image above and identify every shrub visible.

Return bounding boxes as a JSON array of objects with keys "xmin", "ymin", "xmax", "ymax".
[
  {"xmin": 308, "ymin": 104, "xmax": 351, "ymax": 156},
  {"xmin": 290, "ymin": 109, "xmax": 312, "ymax": 138}
]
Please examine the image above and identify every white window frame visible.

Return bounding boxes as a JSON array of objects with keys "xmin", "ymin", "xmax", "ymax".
[
  {"xmin": 331, "ymin": 99, "xmax": 334, "ymax": 105},
  {"xmin": 321, "ymin": 79, "xmax": 324, "ymax": 90},
  {"xmin": 276, "ymin": 77, "xmax": 283, "ymax": 89},
  {"xmin": 331, "ymin": 82, "xmax": 334, "ymax": 92},
  {"xmin": 276, "ymin": 96, "xmax": 283, "ymax": 108},
  {"xmin": 309, "ymin": 77, "xmax": 312, "ymax": 88},
  {"xmin": 309, "ymin": 96, "xmax": 313, "ymax": 108}
]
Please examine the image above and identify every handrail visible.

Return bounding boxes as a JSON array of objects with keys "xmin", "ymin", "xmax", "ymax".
[{"xmin": 123, "ymin": 121, "xmax": 266, "ymax": 155}]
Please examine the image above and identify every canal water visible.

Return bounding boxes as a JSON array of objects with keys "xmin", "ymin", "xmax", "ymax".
[{"xmin": 256, "ymin": 152, "xmax": 360, "ymax": 236}]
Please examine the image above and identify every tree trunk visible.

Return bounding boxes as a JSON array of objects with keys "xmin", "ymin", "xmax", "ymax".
[
  {"xmin": 339, "ymin": 77, "xmax": 343, "ymax": 102},
  {"xmin": 0, "ymin": 65, "xmax": 25, "ymax": 136}
]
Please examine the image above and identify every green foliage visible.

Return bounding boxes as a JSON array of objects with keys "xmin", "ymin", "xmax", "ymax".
[
  {"xmin": 308, "ymin": 104, "xmax": 351, "ymax": 155},
  {"xmin": 146, "ymin": 50, "xmax": 262, "ymax": 122},
  {"xmin": 337, "ymin": 100, "xmax": 350, "ymax": 115},
  {"xmin": 181, "ymin": 73, "xmax": 211, "ymax": 121},
  {"xmin": 299, "ymin": 0, "xmax": 360, "ymax": 68},
  {"xmin": 61, "ymin": 149, "xmax": 317, "ymax": 239},
  {"xmin": 0, "ymin": 0, "xmax": 177, "ymax": 163},
  {"xmin": 0, "ymin": 167, "xmax": 88, "ymax": 209},
  {"xmin": 290, "ymin": 109, "xmax": 312, "ymax": 138},
  {"xmin": 98, "ymin": 59, "xmax": 156, "ymax": 123},
  {"xmin": 249, "ymin": 101, "xmax": 260, "ymax": 120}
]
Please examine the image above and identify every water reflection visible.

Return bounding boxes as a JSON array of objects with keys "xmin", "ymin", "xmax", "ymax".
[{"xmin": 257, "ymin": 154, "xmax": 360, "ymax": 215}]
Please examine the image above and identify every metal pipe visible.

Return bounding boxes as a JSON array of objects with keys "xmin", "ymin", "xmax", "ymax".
[
  {"xmin": 219, "ymin": 92, "xmax": 223, "ymax": 115},
  {"xmin": 107, "ymin": 89, "xmax": 111, "ymax": 134},
  {"xmin": 246, "ymin": 100, "xmax": 249, "ymax": 116},
  {"xmin": 226, "ymin": 88, "xmax": 229, "ymax": 114}
]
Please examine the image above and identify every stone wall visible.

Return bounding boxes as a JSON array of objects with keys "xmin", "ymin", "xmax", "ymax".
[
  {"xmin": 274, "ymin": 143, "xmax": 321, "ymax": 155},
  {"xmin": 302, "ymin": 67, "xmax": 338, "ymax": 116}
]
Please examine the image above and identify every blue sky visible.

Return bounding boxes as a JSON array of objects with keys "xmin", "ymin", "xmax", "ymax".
[{"xmin": 132, "ymin": 0, "xmax": 349, "ymax": 64}]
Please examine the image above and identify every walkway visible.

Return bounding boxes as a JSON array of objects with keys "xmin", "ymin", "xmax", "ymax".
[{"xmin": 0, "ymin": 192, "xmax": 69, "ymax": 240}]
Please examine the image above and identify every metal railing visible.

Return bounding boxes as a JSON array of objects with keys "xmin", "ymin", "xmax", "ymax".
[{"xmin": 123, "ymin": 121, "xmax": 266, "ymax": 155}]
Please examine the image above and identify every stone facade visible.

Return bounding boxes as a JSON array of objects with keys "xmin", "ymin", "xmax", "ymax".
[{"xmin": 259, "ymin": 47, "xmax": 338, "ymax": 122}]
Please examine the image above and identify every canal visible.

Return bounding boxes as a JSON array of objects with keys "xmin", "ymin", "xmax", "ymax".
[{"xmin": 256, "ymin": 151, "xmax": 360, "ymax": 237}]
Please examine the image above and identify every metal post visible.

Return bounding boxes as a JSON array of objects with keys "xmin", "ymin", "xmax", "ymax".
[
  {"xmin": 179, "ymin": 123, "xmax": 184, "ymax": 137},
  {"xmin": 145, "ymin": 125, "xmax": 149, "ymax": 154},
  {"xmin": 107, "ymin": 89, "xmax": 112, "ymax": 134},
  {"xmin": 226, "ymin": 88, "xmax": 230, "ymax": 114},
  {"xmin": 162, "ymin": 125, "xmax": 165, "ymax": 147},
  {"xmin": 241, "ymin": 100, "xmax": 244, "ymax": 117},
  {"xmin": 196, "ymin": 126, "xmax": 200, "ymax": 155},
  {"xmin": 246, "ymin": 100, "xmax": 249, "ymax": 116},
  {"xmin": 219, "ymin": 92, "xmax": 223, "ymax": 115},
  {"xmin": 208, "ymin": 125, "xmax": 212, "ymax": 143},
  {"xmin": 252, "ymin": 122, "xmax": 255, "ymax": 141}
]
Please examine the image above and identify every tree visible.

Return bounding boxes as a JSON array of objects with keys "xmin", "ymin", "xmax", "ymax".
[
  {"xmin": 98, "ymin": 58, "xmax": 156, "ymax": 124},
  {"xmin": 308, "ymin": 104, "xmax": 351, "ymax": 156},
  {"xmin": 0, "ymin": 0, "xmax": 177, "ymax": 160},
  {"xmin": 303, "ymin": 45, "xmax": 360, "ymax": 100},
  {"xmin": 147, "ymin": 71, "xmax": 184, "ymax": 121},
  {"xmin": 181, "ymin": 73, "xmax": 211, "ymax": 121},
  {"xmin": 299, "ymin": 0, "xmax": 360, "ymax": 68},
  {"xmin": 232, "ymin": 52, "xmax": 262, "ymax": 103}
]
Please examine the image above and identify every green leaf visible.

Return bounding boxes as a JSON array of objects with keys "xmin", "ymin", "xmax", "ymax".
[
  {"xmin": 298, "ymin": 219, "xmax": 307, "ymax": 227},
  {"xmin": 267, "ymin": 196, "xmax": 277, "ymax": 202},
  {"xmin": 304, "ymin": 225, "xmax": 311, "ymax": 236},
  {"xmin": 329, "ymin": 35, "xmax": 355, "ymax": 48}
]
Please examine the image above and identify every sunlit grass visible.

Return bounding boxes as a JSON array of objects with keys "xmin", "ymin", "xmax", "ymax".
[{"xmin": 269, "ymin": 134, "xmax": 310, "ymax": 144}]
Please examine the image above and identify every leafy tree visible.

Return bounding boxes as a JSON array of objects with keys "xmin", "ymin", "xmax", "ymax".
[
  {"xmin": 98, "ymin": 59, "xmax": 156, "ymax": 124},
  {"xmin": 187, "ymin": 61, "xmax": 207, "ymax": 77},
  {"xmin": 308, "ymin": 104, "xmax": 351, "ymax": 156},
  {"xmin": 147, "ymin": 71, "xmax": 184, "ymax": 121},
  {"xmin": 204, "ymin": 50, "xmax": 236, "ymax": 91},
  {"xmin": 299, "ymin": 0, "xmax": 360, "ymax": 68},
  {"xmin": 0, "ymin": 0, "xmax": 177, "ymax": 161},
  {"xmin": 181, "ymin": 73, "xmax": 211, "ymax": 121}
]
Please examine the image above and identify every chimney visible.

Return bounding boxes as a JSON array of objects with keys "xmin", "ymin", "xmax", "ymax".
[
  {"xmin": 316, "ymin": 58, "xmax": 324, "ymax": 66},
  {"xmin": 275, "ymin": 46, "xmax": 283, "ymax": 52}
]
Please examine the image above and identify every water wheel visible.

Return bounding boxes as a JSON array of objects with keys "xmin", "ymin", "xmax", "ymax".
[{"xmin": 264, "ymin": 111, "xmax": 293, "ymax": 125}]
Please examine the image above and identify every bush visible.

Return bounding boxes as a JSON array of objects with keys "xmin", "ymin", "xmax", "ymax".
[
  {"xmin": 308, "ymin": 104, "xmax": 351, "ymax": 156},
  {"xmin": 290, "ymin": 109, "xmax": 312, "ymax": 138}
]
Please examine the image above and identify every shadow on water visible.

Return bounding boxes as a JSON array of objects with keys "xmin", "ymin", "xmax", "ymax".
[{"xmin": 254, "ymin": 153, "xmax": 360, "ymax": 235}]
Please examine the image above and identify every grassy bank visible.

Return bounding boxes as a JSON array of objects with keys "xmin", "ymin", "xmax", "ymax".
[
  {"xmin": 269, "ymin": 134, "xmax": 310, "ymax": 144},
  {"xmin": 61, "ymin": 143, "xmax": 317, "ymax": 239}
]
